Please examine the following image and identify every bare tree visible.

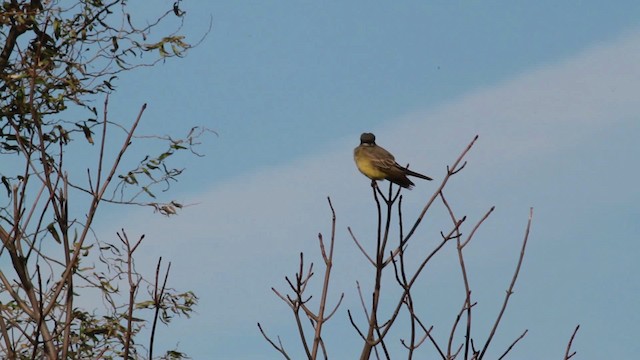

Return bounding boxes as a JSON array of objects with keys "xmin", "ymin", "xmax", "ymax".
[{"xmin": 260, "ymin": 135, "xmax": 579, "ymax": 359}]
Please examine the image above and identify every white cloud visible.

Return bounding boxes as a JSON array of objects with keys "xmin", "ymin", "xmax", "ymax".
[{"xmin": 95, "ymin": 29, "xmax": 640, "ymax": 358}]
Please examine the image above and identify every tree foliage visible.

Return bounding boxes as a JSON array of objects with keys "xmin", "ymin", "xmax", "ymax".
[{"xmin": 0, "ymin": 0, "xmax": 203, "ymax": 358}]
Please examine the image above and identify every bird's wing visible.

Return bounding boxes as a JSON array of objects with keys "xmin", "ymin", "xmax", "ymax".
[{"xmin": 368, "ymin": 147, "xmax": 397, "ymax": 171}]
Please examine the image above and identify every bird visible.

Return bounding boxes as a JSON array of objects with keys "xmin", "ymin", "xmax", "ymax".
[{"xmin": 354, "ymin": 132, "xmax": 432, "ymax": 189}]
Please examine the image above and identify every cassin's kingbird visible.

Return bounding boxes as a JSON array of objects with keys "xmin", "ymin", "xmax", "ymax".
[{"xmin": 354, "ymin": 132, "xmax": 432, "ymax": 189}]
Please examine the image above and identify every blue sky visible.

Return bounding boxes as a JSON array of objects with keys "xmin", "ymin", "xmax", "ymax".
[{"xmin": 89, "ymin": 1, "xmax": 640, "ymax": 359}]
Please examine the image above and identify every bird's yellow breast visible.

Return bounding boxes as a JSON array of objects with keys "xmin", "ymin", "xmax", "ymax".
[{"xmin": 354, "ymin": 148, "xmax": 387, "ymax": 180}]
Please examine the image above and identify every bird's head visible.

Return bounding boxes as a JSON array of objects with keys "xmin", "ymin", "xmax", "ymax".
[{"xmin": 360, "ymin": 132, "xmax": 376, "ymax": 145}]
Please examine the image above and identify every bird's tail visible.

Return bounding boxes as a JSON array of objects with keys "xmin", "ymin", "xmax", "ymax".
[{"xmin": 405, "ymin": 168, "xmax": 432, "ymax": 181}]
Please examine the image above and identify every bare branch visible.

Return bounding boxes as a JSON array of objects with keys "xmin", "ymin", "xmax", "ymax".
[
  {"xmin": 400, "ymin": 135, "xmax": 478, "ymax": 248},
  {"xmin": 348, "ymin": 227, "xmax": 376, "ymax": 266},
  {"xmin": 45, "ymin": 103, "xmax": 147, "ymax": 318},
  {"xmin": 257, "ymin": 323, "xmax": 292, "ymax": 360},
  {"xmin": 478, "ymin": 208, "xmax": 534, "ymax": 359},
  {"xmin": 348, "ymin": 309, "xmax": 367, "ymax": 341},
  {"xmin": 564, "ymin": 325, "xmax": 580, "ymax": 360},
  {"xmin": 149, "ymin": 257, "xmax": 171, "ymax": 359},
  {"xmin": 497, "ymin": 329, "xmax": 528, "ymax": 360},
  {"xmin": 461, "ymin": 206, "xmax": 495, "ymax": 249}
]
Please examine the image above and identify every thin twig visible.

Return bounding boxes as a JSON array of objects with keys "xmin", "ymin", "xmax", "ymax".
[
  {"xmin": 149, "ymin": 257, "xmax": 171, "ymax": 359},
  {"xmin": 257, "ymin": 323, "xmax": 292, "ymax": 360},
  {"xmin": 0, "ymin": 304, "xmax": 15, "ymax": 358},
  {"xmin": 359, "ymin": 181, "xmax": 395, "ymax": 360},
  {"xmin": 121, "ymin": 230, "xmax": 144, "ymax": 360},
  {"xmin": 376, "ymin": 219, "xmax": 465, "ymax": 345},
  {"xmin": 348, "ymin": 227, "xmax": 376, "ymax": 266},
  {"xmin": 310, "ymin": 197, "xmax": 342, "ymax": 359},
  {"xmin": 497, "ymin": 329, "xmax": 528, "ymax": 360},
  {"xmin": 439, "ymin": 191, "xmax": 474, "ymax": 359},
  {"xmin": 478, "ymin": 208, "xmax": 533, "ymax": 359},
  {"xmin": 415, "ymin": 316, "xmax": 446, "ymax": 359},
  {"xmin": 45, "ymin": 103, "xmax": 147, "ymax": 317},
  {"xmin": 400, "ymin": 135, "xmax": 478, "ymax": 249},
  {"xmin": 564, "ymin": 325, "xmax": 580, "ymax": 360}
]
